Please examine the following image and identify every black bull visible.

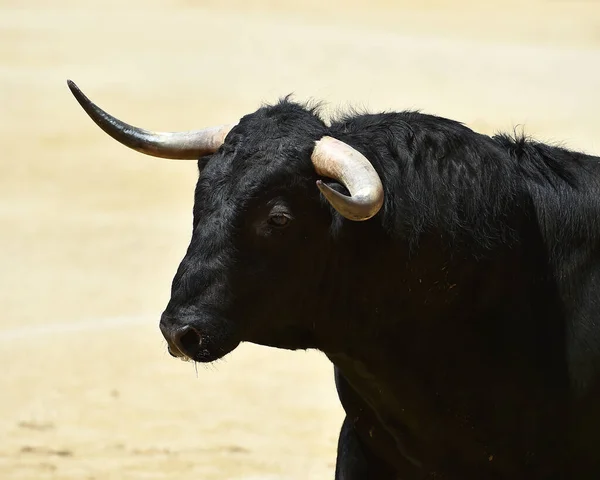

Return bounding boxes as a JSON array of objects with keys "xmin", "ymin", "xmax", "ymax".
[{"xmin": 69, "ymin": 80, "xmax": 600, "ymax": 479}]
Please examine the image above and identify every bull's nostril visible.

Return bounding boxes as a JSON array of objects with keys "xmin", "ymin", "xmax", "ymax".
[
  {"xmin": 180, "ymin": 328, "xmax": 201, "ymax": 353},
  {"xmin": 173, "ymin": 325, "xmax": 202, "ymax": 358}
]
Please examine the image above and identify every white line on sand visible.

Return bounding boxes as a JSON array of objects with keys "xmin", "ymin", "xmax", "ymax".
[{"xmin": 0, "ymin": 314, "xmax": 156, "ymax": 342}]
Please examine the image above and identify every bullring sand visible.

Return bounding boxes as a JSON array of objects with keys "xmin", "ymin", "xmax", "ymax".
[{"xmin": 1, "ymin": 1, "xmax": 599, "ymax": 478}]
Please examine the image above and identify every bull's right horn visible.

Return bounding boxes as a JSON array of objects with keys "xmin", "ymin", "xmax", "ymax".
[
  {"xmin": 67, "ymin": 80, "xmax": 235, "ymax": 160},
  {"xmin": 311, "ymin": 136, "xmax": 384, "ymax": 221}
]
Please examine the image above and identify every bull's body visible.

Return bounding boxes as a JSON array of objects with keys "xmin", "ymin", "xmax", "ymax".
[
  {"xmin": 316, "ymin": 112, "xmax": 600, "ymax": 479},
  {"xmin": 68, "ymin": 82, "xmax": 600, "ymax": 479},
  {"xmin": 322, "ymin": 114, "xmax": 600, "ymax": 479}
]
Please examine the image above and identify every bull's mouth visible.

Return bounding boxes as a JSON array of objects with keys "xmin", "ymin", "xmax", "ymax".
[
  {"xmin": 173, "ymin": 340, "xmax": 240, "ymax": 364},
  {"xmin": 168, "ymin": 339, "xmax": 240, "ymax": 364},
  {"xmin": 166, "ymin": 343, "xmax": 193, "ymax": 362}
]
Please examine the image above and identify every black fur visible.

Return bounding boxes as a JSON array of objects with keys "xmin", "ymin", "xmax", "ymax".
[{"xmin": 160, "ymin": 98, "xmax": 600, "ymax": 479}]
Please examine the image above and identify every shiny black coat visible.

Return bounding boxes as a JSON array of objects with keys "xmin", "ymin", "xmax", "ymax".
[{"xmin": 160, "ymin": 98, "xmax": 600, "ymax": 479}]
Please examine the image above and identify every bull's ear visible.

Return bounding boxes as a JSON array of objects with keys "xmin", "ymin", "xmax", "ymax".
[
  {"xmin": 311, "ymin": 136, "xmax": 384, "ymax": 221},
  {"xmin": 197, "ymin": 154, "xmax": 214, "ymax": 173}
]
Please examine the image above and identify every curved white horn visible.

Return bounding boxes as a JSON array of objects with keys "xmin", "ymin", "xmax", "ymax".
[
  {"xmin": 311, "ymin": 136, "xmax": 384, "ymax": 221},
  {"xmin": 67, "ymin": 80, "xmax": 235, "ymax": 160}
]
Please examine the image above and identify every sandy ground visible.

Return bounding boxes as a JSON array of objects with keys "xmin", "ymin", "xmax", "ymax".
[{"xmin": 1, "ymin": 1, "xmax": 599, "ymax": 478}]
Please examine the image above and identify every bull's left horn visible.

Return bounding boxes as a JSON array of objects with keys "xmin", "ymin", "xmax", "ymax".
[
  {"xmin": 67, "ymin": 80, "xmax": 234, "ymax": 160},
  {"xmin": 311, "ymin": 136, "xmax": 384, "ymax": 221}
]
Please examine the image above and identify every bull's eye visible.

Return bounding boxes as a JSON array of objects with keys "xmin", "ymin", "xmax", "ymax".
[{"xmin": 268, "ymin": 213, "xmax": 291, "ymax": 228}]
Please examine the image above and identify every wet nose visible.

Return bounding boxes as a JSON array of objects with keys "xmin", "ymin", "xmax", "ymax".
[
  {"xmin": 172, "ymin": 325, "xmax": 203, "ymax": 359},
  {"xmin": 160, "ymin": 318, "xmax": 203, "ymax": 360}
]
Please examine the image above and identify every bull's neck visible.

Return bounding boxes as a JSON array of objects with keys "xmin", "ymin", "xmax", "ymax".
[{"xmin": 316, "ymin": 235, "xmax": 532, "ymax": 362}]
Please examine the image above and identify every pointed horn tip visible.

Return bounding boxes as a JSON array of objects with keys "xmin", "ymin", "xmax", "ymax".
[
  {"xmin": 315, "ymin": 179, "xmax": 336, "ymax": 200},
  {"xmin": 66, "ymin": 79, "xmax": 90, "ymax": 108},
  {"xmin": 317, "ymin": 180, "xmax": 381, "ymax": 221},
  {"xmin": 66, "ymin": 79, "xmax": 79, "ymax": 94},
  {"xmin": 315, "ymin": 179, "xmax": 331, "ymax": 192}
]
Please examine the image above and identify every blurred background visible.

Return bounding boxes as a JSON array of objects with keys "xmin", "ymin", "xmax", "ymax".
[{"xmin": 1, "ymin": 0, "xmax": 599, "ymax": 478}]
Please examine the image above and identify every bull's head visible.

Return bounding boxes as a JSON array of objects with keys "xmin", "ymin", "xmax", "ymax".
[{"xmin": 68, "ymin": 80, "xmax": 384, "ymax": 362}]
